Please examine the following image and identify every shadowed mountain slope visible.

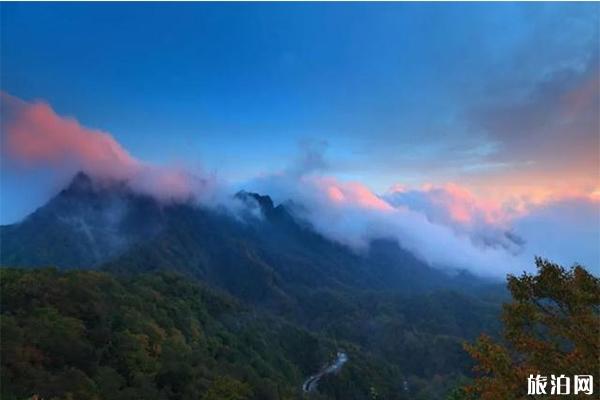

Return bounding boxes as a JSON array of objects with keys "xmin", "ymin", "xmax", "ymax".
[{"xmin": 1, "ymin": 172, "xmax": 486, "ymax": 301}]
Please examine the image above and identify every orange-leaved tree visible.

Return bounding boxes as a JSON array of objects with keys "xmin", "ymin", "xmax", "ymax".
[{"xmin": 463, "ymin": 258, "xmax": 599, "ymax": 399}]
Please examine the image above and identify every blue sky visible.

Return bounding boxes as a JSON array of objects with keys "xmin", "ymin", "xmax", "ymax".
[{"xmin": 1, "ymin": 2, "xmax": 598, "ymax": 225}]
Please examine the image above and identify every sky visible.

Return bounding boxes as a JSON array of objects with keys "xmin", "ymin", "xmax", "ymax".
[{"xmin": 1, "ymin": 3, "xmax": 599, "ymax": 275}]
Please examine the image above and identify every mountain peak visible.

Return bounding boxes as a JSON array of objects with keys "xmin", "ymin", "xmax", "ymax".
[
  {"xmin": 66, "ymin": 171, "xmax": 94, "ymax": 193},
  {"xmin": 61, "ymin": 171, "xmax": 134, "ymax": 199},
  {"xmin": 235, "ymin": 191, "xmax": 275, "ymax": 213}
]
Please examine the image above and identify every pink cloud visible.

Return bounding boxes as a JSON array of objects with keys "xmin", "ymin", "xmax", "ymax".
[
  {"xmin": 387, "ymin": 181, "xmax": 600, "ymax": 230},
  {"xmin": 385, "ymin": 183, "xmax": 508, "ymax": 231},
  {"xmin": 249, "ymin": 172, "xmax": 530, "ymax": 276},
  {"xmin": 424, "ymin": 183, "xmax": 504, "ymax": 225},
  {"xmin": 314, "ymin": 177, "xmax": 393, "ymax": 211},
  {"xmin": 0, "ymin": 92, "xmax": 220, "ymax": 203},
  {"xmin": 1, "ymin": 92, "xmax": 139, "ymax": 179}
]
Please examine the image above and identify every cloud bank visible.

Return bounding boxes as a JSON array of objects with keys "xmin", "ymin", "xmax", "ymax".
[
  {"xmin": 1, "ymin": 92, "xmax": 138, "ymax": 178},
  {"xmin": 245, "ymin": 143, "xmax": 599, "ymax": 277},
  {"xmin": 245, "ymin": 172, "xmax": 526, "ymax": 278},
  {"xmin": 0, "ymin": 92, "xmax": 220, "ymax": 204},
  {"xmin": 384, "ymin": 183, "xmax": 599, "ymax": 274}
]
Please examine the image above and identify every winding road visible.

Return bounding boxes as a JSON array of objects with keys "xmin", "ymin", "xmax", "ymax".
[{"xmin": 302, "ymin": 352, "xmax": 349, "ymax": 393}]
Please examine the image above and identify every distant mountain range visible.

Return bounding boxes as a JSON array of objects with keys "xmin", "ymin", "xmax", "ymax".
[{"xmin": 0, "ymin": 172, "xmax": 507, "ymax": 399}]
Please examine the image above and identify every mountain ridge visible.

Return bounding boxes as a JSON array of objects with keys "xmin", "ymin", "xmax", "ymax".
[{"xmin": 1, "ymin": 172, "xmax": 489, "ymax": 293}]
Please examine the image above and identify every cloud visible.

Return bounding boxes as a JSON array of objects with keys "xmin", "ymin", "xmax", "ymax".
[
  {"xmin": 385, "ymin": 182, "xmax": 599, "ymax": 274},
  {"xmin": 471, "ymin": 56, "xmax": 599, "ymax": 175},
  {"xmin": 286, "ymin": 139, "xmax": 330, "ymax": 178},
  {"xmin": 455, "ymin": 43, "xmax": 600, "ymax": 205},
  {"xmin": 385, "ymin": 183, "xmax": 507, "ymax": 226},
  {"xmin": 328, "ymin": 6, "xmax": 599, "ymax": 195},
  {"xmin": 245, "ymin": 143, "xmax": 599, "ymax": 277},
  {"xmin": 1, "ymin": 92, "xmax": 139, "ymax": 179},
  {"xmin": 0, "ymin": 92, "xmax": 220, "ymax": 203},
  {"xmin": 379, "ymin": 182, "xmax": 598, "ymax": 275},
  {"xmin": 244, "ymin": 149, "xmax": 528, "ymax": 278},
  {"xmin": 384, "ymin": 183, "xmax": 524, "ymax": 255}
]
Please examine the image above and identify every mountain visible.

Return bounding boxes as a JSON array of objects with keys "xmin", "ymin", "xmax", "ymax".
[
  {"xmin": 0, "ymin": 172, "xmax": 507, "ymax": 399},
  {"xmin": 1, "ymin": 172, "xmax": 486, "ymax": 298},
  {"xmin": 0, "ymin": 172, "xmax": 166, "ymax": 268}
]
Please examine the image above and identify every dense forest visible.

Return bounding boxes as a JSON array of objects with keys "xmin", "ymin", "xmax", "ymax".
[
  {"xmin": 1, "ymin": 268, "xmax": 333, "ymax": 400},
  {"xmin": 1, "ymin": 267, "xmax": 503, "ymax": 400},
  {"xmin": 3, "ymin": 261, "xmax": 597, "ymax": 400}
]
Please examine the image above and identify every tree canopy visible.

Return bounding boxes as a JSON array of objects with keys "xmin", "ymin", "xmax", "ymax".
[{"xmin": 463, "ymin": 258, "xmax": 600, "ymax": 399}]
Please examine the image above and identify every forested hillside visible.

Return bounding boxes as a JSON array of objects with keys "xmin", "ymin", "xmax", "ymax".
[
  {"xmin": 1, "ymin": 268, "xmax": 504, "ymax": 399},
  {"xmin": 1, "ymin": 268, "xmax": 340, "ymax": 399}
]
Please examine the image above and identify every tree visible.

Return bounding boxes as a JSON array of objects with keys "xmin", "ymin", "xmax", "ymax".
[
  {"xmin": 201, "ymin": 376, "xmax": 253, "ymax": 400},
  {"xmin": 463, "ymin": 258, "xmax": 600, "ymax": 399}
]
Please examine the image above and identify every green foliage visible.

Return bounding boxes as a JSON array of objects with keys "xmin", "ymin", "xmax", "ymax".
[
  {"xmin": 202, "ymin": 376, "xmax": 253, "ymax": 400},
  {"xmin": 1, "ymin": 266, "xmax": 506, "ymax": 400},
  {"xmin": 0, "ymin": 268, "xmax": 321, "ymax": 400},
  {"xmin": 5, "ymin": 268, "xmax": 483, "ymax": 399}
]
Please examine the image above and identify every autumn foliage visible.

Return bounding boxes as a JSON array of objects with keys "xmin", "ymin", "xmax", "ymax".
[{"xmin": 464, "ymin": 258, "xmax": 600, "ymax": 399}]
